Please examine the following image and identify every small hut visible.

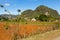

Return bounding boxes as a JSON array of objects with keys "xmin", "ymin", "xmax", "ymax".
[{"xmin": 31, "ymin": 18, "xmax": 36, "ymax": 22}]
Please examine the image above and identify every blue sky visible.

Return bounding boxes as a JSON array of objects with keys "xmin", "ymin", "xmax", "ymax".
[{"xmin": 0, "ymin": 0, "xmax": 60, "ymax": 15}]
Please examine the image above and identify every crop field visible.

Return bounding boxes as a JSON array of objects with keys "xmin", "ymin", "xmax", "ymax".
[{"xmin": 0, "ymin": 22, "xmax": 60, "ymax": 40}]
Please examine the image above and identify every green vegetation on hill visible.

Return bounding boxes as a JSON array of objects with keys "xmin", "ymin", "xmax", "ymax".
[
  {"xmin": 21, "ymin": 9, "xmax": 33, "ymax": 18},
  {"xmin": 0, "ymin": 5, "xmax": 60, "ymax": 22},
  {"xmin": 21, "ymin": 5, "xmax": 59, "ymax": 19},
  {"xmin": 21, "ymin": 5, "xmax": 59, "ymax": 17}
]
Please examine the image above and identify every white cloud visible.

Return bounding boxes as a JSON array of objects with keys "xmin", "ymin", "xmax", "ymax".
[{"xmin": 5, "ymin": 3, "xmax": 10, "ymax": 6}]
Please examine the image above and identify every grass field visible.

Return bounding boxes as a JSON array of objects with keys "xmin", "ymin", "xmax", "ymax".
[
  {"xmin": 0, "ymin": 21, "xmax": 60, "ymax": 40},
  {"xmin": 22, "ymin": 29, "xmax": 60, "ymax": 40}
]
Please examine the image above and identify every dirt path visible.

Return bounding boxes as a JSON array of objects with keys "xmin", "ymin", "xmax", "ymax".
[
  {"xmin": 22, "ymin": 29, "xmax": 60, "ymax": 40},
  {"xmin": 53, "ymin": 36, "xmax": 60, "ymax": 40},
  {"xmin": 42, "ymin": 29, "xmax": 60, "ymax": 40}
]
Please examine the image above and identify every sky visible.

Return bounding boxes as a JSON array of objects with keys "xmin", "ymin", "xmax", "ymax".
[{"xmin": 0, "ymin": 0, "xmax": 60, "ymax": 15}]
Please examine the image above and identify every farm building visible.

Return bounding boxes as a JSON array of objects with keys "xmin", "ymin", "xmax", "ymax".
[{"xmin": 31, "ymin": 18, "xmax": 36, "ymax": 22}]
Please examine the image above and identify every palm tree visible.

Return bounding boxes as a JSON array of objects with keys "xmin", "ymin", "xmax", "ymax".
[
  {"xmin": 17, "ymin": 9, "xmax": 21, "ymax": 32},
  {"xmin": 0, "ymin": 4, "xmax": 11, "ymax": 13},
  {"xmin": 0, "ymin": 4, "xmax": 12, "ymax": 22},
  {"xmin": 17, "ymin": 9, "xmax": 21, "ymax": 13},
  {"xmin": 0, "ymin": 4, "xmax": 4, "ymax": 8},
  {"xmin": 17, "ymin": 9, "xmax": 21, "ymax": 17},
  {"xmin": 17, "ymin": 9, "xmax": 21, "ymax": 21},
  {"xmin": 0, "ymin": 4, "xmax": 12, "ymax": 19},
  {"xmin": 13, "ymin": 9, "xmax": 21, "ymax": 40},
  {"xmin": 5, "ymin": 9, "xmax": 12, "ymax": 18}
]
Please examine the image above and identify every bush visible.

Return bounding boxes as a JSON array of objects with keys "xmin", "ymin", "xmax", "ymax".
[
  {"xmin": 4, "ymin": 25, "xmax": 9, "ymax": 30},
  {"xmin": 53, "ymin": 22, "xmax": 60, "ymax": 30},
  {"xmin": 38, "ymin": 14, "xmax": 49, "ymax": 21}
]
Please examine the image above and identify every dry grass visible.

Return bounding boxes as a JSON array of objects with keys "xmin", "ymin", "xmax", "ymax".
[
  {"xmin": 0, "ymin": 22, "xmax": 60, "ymax": 40},
  {"xmin": 22, "ymin": 29, "xmax": 60, "ymax": 40}
]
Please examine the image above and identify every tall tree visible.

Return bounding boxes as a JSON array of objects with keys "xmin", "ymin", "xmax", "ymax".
[
  {"xmin": 13, "ymin": 9, "xmax": 21, "ymax": 40},
  {"xmin": 0, "ymin": 4, "xmax": 4, "ymax": 8},
  {"xmin": 17, "ymin": 9, "xmax": 21, "ymax": 21},
  {"xmin": 17, "ymin": 9, "xmax": 21, "ymax": 13}
]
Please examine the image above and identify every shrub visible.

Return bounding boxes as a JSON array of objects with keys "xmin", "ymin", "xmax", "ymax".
[
  {"xmin": 4, "ymin": 23, "xmax": 9, "ymax": 30},
  {"xmin": 38, "ymin": 14, "xmax": 49, "ymax": 21},
  {"xmin": 53, "ymin": 22, "xmax": 60, "ymax": 30}
]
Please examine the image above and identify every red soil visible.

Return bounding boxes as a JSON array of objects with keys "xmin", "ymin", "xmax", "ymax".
[
  {"xmin": 19, "ymin": 24, "xmax": 53, "ymax": 37},
  {"xmin": 0, "ymin": 22, "xmax": 53, "ymax": 40}
]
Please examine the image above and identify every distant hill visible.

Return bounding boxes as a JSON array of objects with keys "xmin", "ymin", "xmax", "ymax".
[
  {"xmin": 21, "ymin": 5, "xmax": 59, "ymax": 19},
  {"xmin": 21, "ymin": 9, "xmax": 33, "ymax": 18},
  {"xmin": 0, "ymin": 14, "xmax": 17, "ymax": 21},
  {"xmin": 0, "ymin": 14, "xmax": 17, "ymax": 18}
]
